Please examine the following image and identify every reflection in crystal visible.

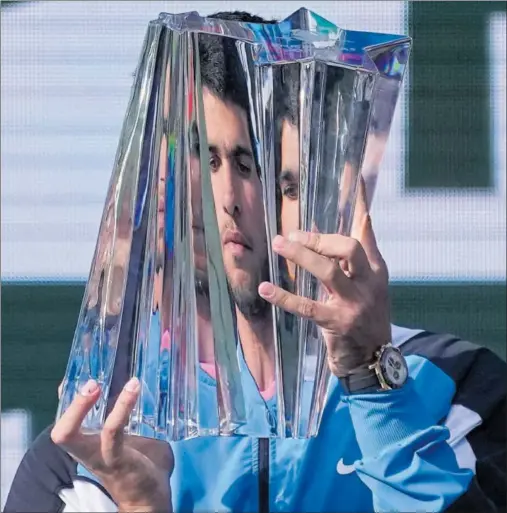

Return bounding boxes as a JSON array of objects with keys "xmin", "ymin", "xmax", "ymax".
[
  {"xmin": 195, "ymin": 31, "xmax": 278, "ymax": 437},
  {"xmin": 57, "ymin": 9, "xmax": 411, "ymax": 441}
]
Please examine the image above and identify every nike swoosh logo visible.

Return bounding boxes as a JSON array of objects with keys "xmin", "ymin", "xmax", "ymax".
[{"xmin": 336, "ymin": 458, "xmax": 356, "ymax": 475}]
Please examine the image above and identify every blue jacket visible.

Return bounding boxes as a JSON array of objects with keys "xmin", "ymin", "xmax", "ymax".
[{"xmin": 5, "ymin": 326, "xmax": 506, "ymax": 512}]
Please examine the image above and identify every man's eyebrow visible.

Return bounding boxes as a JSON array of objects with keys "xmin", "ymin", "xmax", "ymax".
[
  {"xmin": 208, "ymin": 144, "xmax": 253, "ymax": 160},
  {"xmin": 279, "ymin": 169, "xmax": 299, "ymax": 183},
  {"xmin": 230, "ymin": 145, "xmax": 253, "ymax": 160}
]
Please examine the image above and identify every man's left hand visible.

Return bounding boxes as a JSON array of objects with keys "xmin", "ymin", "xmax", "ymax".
[{"xmin": 258, "ymin": 215, "xmax": 391, "ymax": 377}]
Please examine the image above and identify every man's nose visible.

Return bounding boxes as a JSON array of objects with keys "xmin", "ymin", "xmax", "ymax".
[{"xmin": 219, "ymin": 163, "xmax": 241, "ymax": 218}]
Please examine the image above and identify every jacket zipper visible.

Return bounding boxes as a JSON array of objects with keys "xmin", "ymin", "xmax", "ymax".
[{"xmin": 258, "ymin": 437, "xmax": 269, "ymax": 513}]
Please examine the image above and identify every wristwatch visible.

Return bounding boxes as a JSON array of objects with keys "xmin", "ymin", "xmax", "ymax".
[{"xmin": 339, "ymin": 343, "xmax": 409, "ymax": 394}]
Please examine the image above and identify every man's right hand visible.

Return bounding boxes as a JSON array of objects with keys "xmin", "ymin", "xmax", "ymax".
[{"xmin": 52, "ymin": 378, "xmax": 173, "ymax": 513}]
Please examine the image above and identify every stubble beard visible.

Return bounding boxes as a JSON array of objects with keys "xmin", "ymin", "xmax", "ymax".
[{"xmin": 194, "ymin": 254, "xmax": 271, "ymax": 322}]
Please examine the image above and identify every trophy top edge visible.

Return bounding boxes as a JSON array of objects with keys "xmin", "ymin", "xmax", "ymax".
[
  {"xmin": 148, "ymin": 10, "xmax": 411, "ymax": 74},
  {"xmin": 150, "ymin": 10, "xmax": 408, "ymax": 44}
]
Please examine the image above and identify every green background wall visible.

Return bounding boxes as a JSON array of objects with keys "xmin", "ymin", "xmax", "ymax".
[{"xmin": 409, "ymin": 1, "xmax": 506, "ymax": 189}]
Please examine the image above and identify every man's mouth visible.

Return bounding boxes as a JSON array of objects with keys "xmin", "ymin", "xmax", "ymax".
[{"xmin": 222, "ymin": 229, "xmax": 252, "ymax": 255}]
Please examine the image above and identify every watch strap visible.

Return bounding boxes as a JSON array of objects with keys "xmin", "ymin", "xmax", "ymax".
[{"xmin": 339, "ymin": 366, "xmax": 379, "ymax": 394}]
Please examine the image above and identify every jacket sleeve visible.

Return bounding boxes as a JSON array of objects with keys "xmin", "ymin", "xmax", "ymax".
[
  {"xmin": 4, "ymin": 425, "xmax": 117, "ymax": 513},
  {"xmin": 345, "ymin": 331, "xmax": 506, "ymax": 513}
]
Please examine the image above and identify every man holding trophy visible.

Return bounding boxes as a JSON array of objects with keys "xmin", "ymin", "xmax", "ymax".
[{"xmin": 5, "ymin": 9, "xmax": 506, "ymax": 513}]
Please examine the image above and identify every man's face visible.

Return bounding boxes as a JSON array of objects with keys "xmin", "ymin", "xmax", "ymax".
[
  {"xmin": 279, "ymin": 118, "xmax": 300, "ymax": 279},
  {"xmin": 197, "ymin": 88, "xmax": 269, "ymax": 318}
]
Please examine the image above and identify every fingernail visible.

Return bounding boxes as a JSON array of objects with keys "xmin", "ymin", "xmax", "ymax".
[
  {"xmin": 258, "ymin": 282, "xmax": 275, "ymax": 298},
  {"xmin": 124, "ymin": 377, "xmax": 140, "ymax": 393},
  {"xmin": 80, "ymin": 380, "xmax": 98, "ymax": 396},
  {"xmin": 272, "ymin": 235, "xmax": 285, "ymax": 250}
]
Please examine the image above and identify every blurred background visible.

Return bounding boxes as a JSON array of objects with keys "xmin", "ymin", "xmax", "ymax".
[{"xmin": 1, "ymin": 0, "xmax": 505, "ymax": 506}]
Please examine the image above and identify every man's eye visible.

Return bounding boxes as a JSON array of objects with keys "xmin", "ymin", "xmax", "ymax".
[
  {"xmin": 238, "ymin": 162, "xmax": 252, "ymax": 176},
  {"xmin": 209, "ymin": 156, "xmax": 220, "ymax": 172},
  {"xmin": 282, "ymin": 184, "xmax": 299, "ymax": 200}
]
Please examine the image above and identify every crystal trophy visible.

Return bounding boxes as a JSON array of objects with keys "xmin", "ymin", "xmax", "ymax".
[{"xmin": 56, "ymin": 8, "xmax": 411, "ymax": 441}]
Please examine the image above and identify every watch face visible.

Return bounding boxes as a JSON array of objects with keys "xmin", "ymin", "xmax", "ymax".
[{"xmin": 380, "ymin": 347, "xmax": 408, "ymax": 388}]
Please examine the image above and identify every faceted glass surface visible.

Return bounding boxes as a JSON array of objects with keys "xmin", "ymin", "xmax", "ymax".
[{"xmin": 57, "ymin": 9, "xmax": 411, "ymax": 440}]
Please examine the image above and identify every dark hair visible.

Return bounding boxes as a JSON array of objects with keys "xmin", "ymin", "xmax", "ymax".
[
  {"xmin": 275, "ymin": 65, "xmax": 300, "ymax": 127},
  {"xmin": 195, "ymin": 11, "xmax": 278, "ymax": 174},
  {"xmin": 198, "ymin": 11, "xmax": 278, "ymax": 111},
  {"xmin": 275, "ymin": 64, "xmax": 347, "ymax": 129},
  {"xmin": 209, "ymin": 11, "xmax": 277, "ymax": 24}
]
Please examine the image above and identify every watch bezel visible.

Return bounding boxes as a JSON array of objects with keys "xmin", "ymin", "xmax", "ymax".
[{"xmin": 369, "ymin": 344, "xmax": 408, "ymax": 390}]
